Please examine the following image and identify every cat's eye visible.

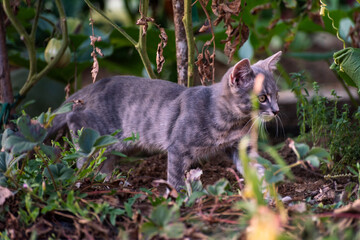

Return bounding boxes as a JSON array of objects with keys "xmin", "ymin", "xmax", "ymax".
[{"xmin": 258, "ymin": 95, "xmax": 267, "ymax": 103}]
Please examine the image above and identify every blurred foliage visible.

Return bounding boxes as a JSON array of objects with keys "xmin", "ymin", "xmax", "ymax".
[{"xmin": 5, "ymin": 0, "xmax": 360, "ymax": 91}]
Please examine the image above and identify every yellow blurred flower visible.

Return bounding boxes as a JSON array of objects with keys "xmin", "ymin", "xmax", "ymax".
[{"xmin": 247, "ymin": 206, "xmax": 282, "ymax": 240}]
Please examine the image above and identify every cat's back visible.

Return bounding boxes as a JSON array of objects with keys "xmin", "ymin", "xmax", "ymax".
[{"xmin": 67, "ymin": 75, "xmax": 186, "ymax": 103}]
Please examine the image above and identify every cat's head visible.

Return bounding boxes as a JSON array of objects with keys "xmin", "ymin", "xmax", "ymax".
[{"xmin": 222, "ymin": 51, "xmax": 282, "ymax": 121}]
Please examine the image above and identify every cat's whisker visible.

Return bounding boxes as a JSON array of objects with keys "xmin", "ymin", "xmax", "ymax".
[
  {"xmin": 276, "ymin": 115, "xmax": 286, "ymax": 138},
  {"xmin": 247, "ymin": 116, "xmax": 261, "ymax": 135},
  {"xmin": 278, "ymin": 111, "xmax": 289, "ymax": 121},
  {"xmin": 244, "ymin": 116, "xmax": 260, "ymax": 130}
]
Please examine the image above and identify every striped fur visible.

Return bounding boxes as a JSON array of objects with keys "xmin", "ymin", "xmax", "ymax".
[{"xmin": 49, "ymin": 52, "xmax": 282, "ymax": 190}]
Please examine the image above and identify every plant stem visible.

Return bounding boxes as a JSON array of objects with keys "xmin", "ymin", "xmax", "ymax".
[
  {"xmin": 76, "ymin": 154, "xmax": 94, "ymax": 176},
  {"xmin": 84, "ymin": 0, "xmax": 156, "ymax": 79},
  {"xmin": 30, "ymin": 0, "xmax": 42, "ymax": 40},
  {"xmin": 183, "ymin": 0, "xmax": 194, "ymax": 87},
  {"xmin": 34, "ymin": 147, "xmax": 58, "ymax": 192},
  {"xmin": 136, "ymin": 0, "xmax": 156, "ymax": 79},
  {"xmin": 84, "ymin": 0, "xmax": 137, "ymax": 46},
  {"xmin": 274, "ymin": 161, "xmax": 302, "ymax": 176},
  {"xmin": 3, "ymin": 0, "xmax": 37, "ymax": 86}
]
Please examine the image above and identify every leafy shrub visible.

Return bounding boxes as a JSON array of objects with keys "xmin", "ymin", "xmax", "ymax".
[{"xmin": 291, "ymin": 72, "xmax": 360, "ymax": 171}]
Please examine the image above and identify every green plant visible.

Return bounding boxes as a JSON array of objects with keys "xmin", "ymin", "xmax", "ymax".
[
  {"xmin": 87, "ymin": 201, "xmax": 125, "ymax": 226},
  {"xmin": 287, "ymin": 140, "xmax": 331, "ymax": 169},
  {"xmin": 141, "ymin": 203, "xmax": 185, "ymax": 239},
  {"xmin": 0, "ymin": 109, "xmax": 128, "ymax": 232},
  {"xmin": 292, "ymin": 73, "xmax": 360, "ymax": 171}
]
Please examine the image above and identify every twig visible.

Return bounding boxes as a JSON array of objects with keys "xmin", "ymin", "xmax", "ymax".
[
  {"xmin": 317, "ymin": 212, "xmax": 360, "ymax": 219},
  {"xmin": 89, "ymin": 14, "xmax": 103, "ymax": 83},
  {"xmin": 183, "ymin": 0, "xmax": 195, "ymax": 87},
  {"xmin": 137, "ymin": 0, "xmax": 156, "ymax": 79},
  {"xmin": 197, "ymin": 0, "xmax": 216, "ymax": 84},
  {"xmin": 83, "ymin": 189, "xmax": 144, "ymax": 196},
  {"xmin": 84, "ymin": 0, "xmax": 156, "ymax": 79},
  {"xmin": 274, "ymin": 161, "xmax": 302, "ymax": 176},
  {"xmin": 226, "ymin": 168, "xmax": 244, "ymax": 190}
]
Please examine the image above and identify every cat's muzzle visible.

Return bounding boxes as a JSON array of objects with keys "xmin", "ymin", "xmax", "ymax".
[{"xmin": 260, "ymin": 113, "xmax": 276, "ymax": 122}]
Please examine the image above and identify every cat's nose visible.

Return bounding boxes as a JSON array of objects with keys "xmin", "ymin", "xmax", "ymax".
[{"xmin": 272, "ymin": 110, "xmax": 279, "ymax": 115}]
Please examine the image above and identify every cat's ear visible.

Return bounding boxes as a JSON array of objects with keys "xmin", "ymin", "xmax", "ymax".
[
  {"xmin": 254, "ymin": 51, "xmax": 282, "ymax": 71},
  {"xmin": 229, "ymin": 58, "xmax": 254, "ymax": 88}
]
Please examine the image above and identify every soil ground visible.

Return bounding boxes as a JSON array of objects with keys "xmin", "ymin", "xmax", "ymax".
[
  {"xmin": 3, "ymin": 140, "xmax": 356, "ymax": 239},
  {"xmin": 124, "ymin": 140, "xmax": 333, "ymax": 203}
]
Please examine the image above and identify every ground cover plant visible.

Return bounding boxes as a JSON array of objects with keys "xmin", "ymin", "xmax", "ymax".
[{"xmin": 1, "ymin": 0, "xmax": 360, "ymax": 239}]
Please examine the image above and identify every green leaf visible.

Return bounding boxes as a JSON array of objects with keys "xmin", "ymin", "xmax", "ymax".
[
  {"xmin": 52, "ymin": 102, "xmax": 73, "ymax": 115},
  {"xmin": 110, "ymin": 129, "xmax": 122, "ymax": 136},
  {"xmin": 332, "ymin": 47, "xmax": 360, "ymax": 89},
  {"xmin": 78, "ymin": 128, "xmax": 100, "ymax": 154},
  {"xmin": 150, "ymin": 204, "xmax": 174, "ymax": 226},
  {"xmin": 124, "ymin": 194, "xmax": 142, "ymax": 218},
  {"xmin": 305, "ymin": 155, "xmax": 320, "ymax": 168},
  {"xmin": 294, "ymin": 143, "xmax": 310, "ymax": 159},
  {"xmin": 163, "ymin": 223, "xmax": 185, "ymax": 239},
  {"xmin": 30, "ymin": 207, "xmax": 40, "ymax": 221},
  {"xmin": 17, "ymin": 116, "xmax": 47, "ymax": 143},
  {"xmin": 330, "ymin": 62, "xmax": 356, "ymax": 87},
  {"xmin": 93, "ymin": 135, "xmax": 118, "ymax": 149},
  {"xmin": 47, "ymin": 102, "xmax": 74, "ymax": 125},
  {"xmin": 141, "ymin": 222, "xmax": 159, "ymax": 239},
  {"xmin": 0, "ymin": 152, "xmax": 13, "ymax": 186},
  {"xmin": 1, "ymin": 129, "xmax": 14, "ymax": 149},
  {"xmin": 256, "ymin": 155, "xmax": 272, "ymax": 167},
  {"xmin": 110, "ymin": 151, "xmax": 127, "ymax": 158},
  {"xmin": 347, "ymin": 166, "xmax": 358, "ymax": 176},
  {"xmin": 206, "ymin": 178, "xmax": 229, "ymax": 196},
  {"xmin": 308, "ymin": 147, "xmax": 331, "ymax": 162},
  {"xmin": 109, "ymin": 208, "xmax": 125, "ymax": 226},
  {"xmin": 40, "ymin": 144, "xmax": 57, "ymax": 161},
  {"xmin": 265, "ymin": 165, "xmax": 285, "ymax": 184},
  {"xmin": 44, "ymin": 163, "xmax": 75, "ymax": 182},
  {"xmin": 4, "ymin": 135, "xmax": 37, "ymax": 154},
  {"xmin": 37, "ymin": 113, "xmax": 45, "ymax": 125},
  {"xmin": 186, "ymin": 191, "xmax": 206, "ymax": 207},
  {"xmin": 0, "ymin": 152, "xmax": 12, "ymax": 173}
]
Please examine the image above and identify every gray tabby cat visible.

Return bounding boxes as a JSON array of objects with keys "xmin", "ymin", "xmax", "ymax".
[{"xmin": 49, "ymin": 51, "xmax": 282, "ymax": 191}]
